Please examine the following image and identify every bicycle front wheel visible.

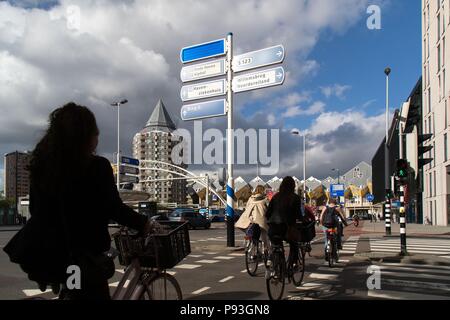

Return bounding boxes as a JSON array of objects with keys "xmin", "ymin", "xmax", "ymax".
[
  {"xmin": 291, "ymin": 247, "xmax": 306, "ymax": 287},
  {"xmin": 142, "ymin": 273, "xmax": 182, "ymax": 300},
  {"xmin": 266, "ymin": 251, "xmax": 285, "ymax": 300},
  {"xmin": 245, "ymin": 241, "xmax": 259, "ymax": 276}
]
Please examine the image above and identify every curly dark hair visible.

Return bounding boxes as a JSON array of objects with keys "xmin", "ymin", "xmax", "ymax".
[{"xmin": 29, "ymin": 102, "xmax": 99, "ymax": 192}]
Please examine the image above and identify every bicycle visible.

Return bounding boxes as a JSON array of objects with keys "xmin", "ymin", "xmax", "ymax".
[
  {"xmin": 265, "ymin": 236, "xmax": 306, "ymax": 300},
  {"xmin": 244, "ymin": 235, "xmax": 268, "ymax": 277},
  {"xmin": 110, "ymin": 221, "xmax": 190, "ymax": 300},
  {"xmin": 324, "ymin": 227, "xmax": 339, "ymax": 268}
]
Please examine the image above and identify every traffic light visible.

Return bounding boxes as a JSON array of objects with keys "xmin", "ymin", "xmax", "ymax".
[
  {"xmin": 385, "ymin": 189, "xmax": 394, "ymax": 199},
  {"xmin": 396, "ymin": 159, "xmax": 409, "ymax": 179},
  {"xmin": 418, "ymin": 133, "xmax": 433, "ymax": 168}
]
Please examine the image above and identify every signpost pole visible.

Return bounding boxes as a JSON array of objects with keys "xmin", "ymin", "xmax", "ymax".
[
  {"xmin": 117, "ymin": 103, "xmax": 121, "ymax": 191},
  {"xmin": 226, "ymin": 32, "xmax": 235, "ymax": 247}
]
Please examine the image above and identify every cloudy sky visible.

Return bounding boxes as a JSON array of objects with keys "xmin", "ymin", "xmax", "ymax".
[{"xmin": 0, "ymin": 0, "xmax": 421, "ymax": 189}]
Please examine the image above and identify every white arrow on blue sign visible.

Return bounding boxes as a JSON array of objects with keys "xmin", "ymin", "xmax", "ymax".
[
  {"xmin": 181, "ymin": 99, "xmax": 226, "ymax": 121},
  {"xmin": 232, "ymin": 66, "xmax": 285, "ymax": 93},
  {"xmin": 121, "ymin": 156, "xmax": 139, "ymax": 166},
  {"xmin": 232, "ymin": 45, "xmax": 285, "ymax": 73},
  {"xmin": 366, "ymin": 194, "xmax": 375, "ymax": 202},
  {"xmin": 180, "ymin": 38, "xmax": 226, "ymax": 64},
  {"xmin": 180, "ymin": 79, "xmax": 227, "ymax": 102}
]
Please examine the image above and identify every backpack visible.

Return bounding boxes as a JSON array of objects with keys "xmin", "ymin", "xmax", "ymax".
[{"xmin": 323, "ymin": 207, "xmax": 338, "ymax": 228}]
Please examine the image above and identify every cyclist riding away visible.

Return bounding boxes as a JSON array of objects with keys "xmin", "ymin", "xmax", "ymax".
[
  {"xmin": 235, "ymin": 185, "xmax": 269, "ymax": 252},
  {"xmin": 266, "ymin": 177, "xmax": 302, "ymax": 266},
  {"xmin": 320, "ymin": 198, "xmax": 348, "ymax": 258}
]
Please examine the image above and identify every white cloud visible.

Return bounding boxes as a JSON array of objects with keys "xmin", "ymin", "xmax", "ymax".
[
  {"xmin": 267, "ymin": 113, "xmax": 276, "ymax": 126},
  {"xmin": 281, "ymin": 101, "xmax": 326, "ymax": 118},
  {"xmin": 320, "ymin": 84, "xmax": 352, "ymax": 99},
  {"xmin": 0, "ymin": 0, "xmax": 371, "ymax": 175}
]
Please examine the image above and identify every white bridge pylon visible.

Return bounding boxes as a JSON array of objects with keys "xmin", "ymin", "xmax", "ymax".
[{"xmin": 138, "ymin": 160, "xmax": 226, "ymax": 206}]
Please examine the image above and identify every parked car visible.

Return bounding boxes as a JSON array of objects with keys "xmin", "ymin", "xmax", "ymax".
[{"xmin": 168, "ymin": 209, "xmax": 211, "ymax": 229}]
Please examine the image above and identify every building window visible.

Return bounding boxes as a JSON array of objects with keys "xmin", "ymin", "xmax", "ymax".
[
  {"xmin": 429, "ymin": 172, "xmax": 433, "ymax": 197},
  {"xmin": 445, "ymin": 133, "xmax": 448, "ymax": 162},
  {"xmin": 438, "ymin": 14, "xmax": 441, "ymax": 42},
  {"xmin": 428, "ymin": 88, "xmax": 432, "ymax": 113},
  {"xmin": 438, "ymin": 44, "xmax": 442, "ymax": 72}
]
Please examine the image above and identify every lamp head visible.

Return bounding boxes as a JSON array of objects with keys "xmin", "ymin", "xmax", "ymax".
[{"xmin": 384, "ymin": 67, "xmax": 391, "ymax": 76}]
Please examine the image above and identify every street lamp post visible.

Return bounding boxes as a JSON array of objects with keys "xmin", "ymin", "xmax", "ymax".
[
  {"xmin": 384, "ymin": 67, "xmax": 392, "ymax": 236},
  {"xmin": 291, "ymin": 129, "xmax": 306, "ymax": 202},
  {"xmin": 110, "ymin": 99, "xmax": 128, "ymax": 190}
]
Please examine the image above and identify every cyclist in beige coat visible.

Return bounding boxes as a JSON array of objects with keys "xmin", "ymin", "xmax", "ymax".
[{"xmin": 235, "ymin": 185, "xmax": 270, "ymax": 251}]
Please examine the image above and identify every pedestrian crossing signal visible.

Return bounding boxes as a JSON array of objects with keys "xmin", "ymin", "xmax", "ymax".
[{"xmin": 396, "ymin": 159, "xmax": 409, "ymax": 179}]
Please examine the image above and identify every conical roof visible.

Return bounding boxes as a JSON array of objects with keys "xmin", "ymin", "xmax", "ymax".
[{"xmin": 145, "ymin": 99, "xmax": 176, "ymax": 131}]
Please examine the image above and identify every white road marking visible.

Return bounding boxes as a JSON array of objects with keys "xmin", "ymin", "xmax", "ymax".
[
  {"xmin": 317, "ymin": 267, "xmax": 344, "ymax": 272},
  {"xmin": 379, "ymin": 262, "xmax": 450, "ymax": 270},
  {"xmin": 204, "ymin": 252, "xmax": 219, "ymax": 255},
  {"xmin": 376, "ymin": 265, "xmax": 450, "ymax": 275},
  {"xmin": 382, "ymin": 278, "xmax": 450, "ymax": 292},
  {"xmin": 219, "ymin": 276, "xmax": 235, "ymax": 283},
  {"xmin": 23, "ymin": 289, "xmax": 51, "ymax": 297},
  {"xmin": 192, "ymin": 287, "xmax": 210, "ymax": 295},
  {"xmin": 167, "ymin": 271, "xmax": 176, "ymax": 276},
  {"xmin": 228, "ymin": 253, "xmax": 245, "ymax": 257},
  {"xmin": 188, "ymin": 254, "xmax": 204, "ymax": 258},
  {"xmin": 339, "ymin": 259, "xmax": 350, "ymax": 263},
  {"xmin": 115, "ymin": 269, "xmax": 125, "ymax": 274},
  {"xmin": 214, "ymin": 256, "xmax": 235, "ymax": 260},
  {"xmin": 308, "ymin": 273, "xmax": 339, "ymax": 280},
  {"xmin": 368, "ymin": 289, "xmax": 449, "ymax": 300},
  {"xmin": 196, "ymin": 259, "xmax": 220, "ymax": 264},
  {"xmin": 241, "ymin": 269, "xmax": 248, "ymax": 273},
  {"xmin": 174, "ymin": 264, "xmax": 202, "ymax": 269}
]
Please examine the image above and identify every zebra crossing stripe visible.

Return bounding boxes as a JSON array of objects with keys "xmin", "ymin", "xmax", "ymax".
[{"xmin": 368, "ymin": 289, "xmax": 449, "ymax": 300}]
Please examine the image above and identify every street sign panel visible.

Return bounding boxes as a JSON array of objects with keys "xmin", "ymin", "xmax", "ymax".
[
  {"xmin": 232, "ymin": 45, "xmax": 285, "ymax": 73},
  {"xmin": 366, "ymin": 194, "xmax": 375, "ymax": 202},
  {"xmin": 180, "ymin": 38, "xmax": 226, "ymax": 64},
  {"xmin": 232, "ymin": 66, "xmax": 285, "ymax": 93},
  {"xmin": 181, "ymin": 99, "xmax": 226, "ymax": 121},
  {"xmin": 119, "ymin": 174, "xmax": 139, "ymax": 183},
  {"xmin": 181, "ymin": 58, "xmax": 226, "ymax": 83},
  {"xmin": 180, "ymin": 79, "xmax": 227, "ymax": 102},
  {"xmin": 120, "ymin": 165, "xmax": 140, "ymax": 175},
  {"xmin": 121, "ymin": 156, "xmax": 139, "ymax": 166},
  {"xmin": 330, "ymin": 184, "xmax": 345, "ymax": 197}
]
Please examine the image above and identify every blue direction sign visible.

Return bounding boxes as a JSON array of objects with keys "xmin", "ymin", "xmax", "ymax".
[
  {"xmin": 232, "ymin": 66, "xmax": 285, "ymax": 93},
  {"xmin": 366, "ymin": 194, "xmax": 375, "ymax": 202},
  {"xmin": 181, "ymin": 99, "xmax": 226, "ymax": 121},
  {"xmin": 330, "ymin": 184, "xmax": 345, "ymax": 198},
  {"xmin": 121, "ymin": 156, "xmax": 139, "ymax": 166},
  {"xmin": 233, "ymin": 45, "xmax": 285, "ymax": 73},
  {"xmin": 180, "ymin": 38, "xmax": 226, "ymax": 64}
]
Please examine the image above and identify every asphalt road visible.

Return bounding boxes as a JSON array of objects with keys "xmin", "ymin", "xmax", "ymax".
[{"xmin": 1, "ymin": 222, "xmax": 449, "ymax": 300}]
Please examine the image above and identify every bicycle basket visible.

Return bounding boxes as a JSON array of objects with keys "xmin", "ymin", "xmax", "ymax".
[
  {"xmin": 112, "ymin": 230, "xmax": 145, "ymax": 266},
  {"xmin": 139, "ymin": 221, "xmax": 191, "ymax": 269}
]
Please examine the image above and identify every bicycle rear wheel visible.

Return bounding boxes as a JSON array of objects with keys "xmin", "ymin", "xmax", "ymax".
[
  {"xmin": 291, "ymin": 246, "xmax": 306, "ymax": 287},
  {"xmin": 245, "ymin": 240, "xmax": 259, "ymax": 276},
  {"xmin": 266, "ymin": 250, "xmax": 285, "ymax": 300},
  {"xmin": 142, "ymin": 273, "xmax": 182, "ymax": 300}
]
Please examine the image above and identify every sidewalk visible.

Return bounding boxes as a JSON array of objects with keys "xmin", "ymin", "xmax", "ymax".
[
  {"xmin": 0, "ymin": 225, "xmax": 22, "ymax": 232},
  {"xmin": 362, "ymin": 221, "xmax": 450, "ymax": 236}
]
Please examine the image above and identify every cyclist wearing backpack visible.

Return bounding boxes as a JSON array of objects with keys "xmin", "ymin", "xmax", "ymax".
[{"xmin": 320, "ymin": 198, "xmax": 348, "ymax": 255}]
